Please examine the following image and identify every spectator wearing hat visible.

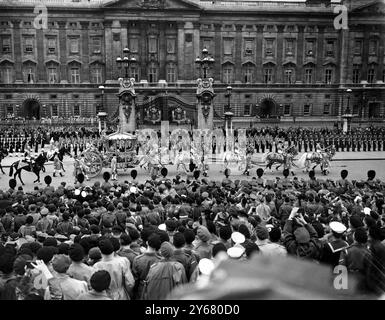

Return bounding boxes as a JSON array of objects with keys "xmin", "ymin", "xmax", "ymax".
[
  {"xmin": 340, "ymin": 228, "xmax": 371, "ymax": 292},
  {"xmin": 67, "ymin": 244, "xmax": 95, "ymax": 287},
  {"xmin": 194, "ymin": 226, "xmax": 213, "ymax": 259},
  {"xmin": 36, "ymin": 208, "xmax": 53, "ymax": 234},
  {"xmin": 77, "ymin": 271, "xmax": 112, "ymax": 300},
  {"xmin": 131, "ymin": 233, "xmax": 161, "ymax": 300},
  {"xmin": 46, "ymin": 254, "xmax": 87, "ymax": 300},
  {"xmin": 320, "ymin": 221, "xmax": 349, "ymax": 268},
  {"xmin": 93, "ymin": 238, "xmax": 135, "ymax": 300},
  {"xmin": 142, "ymin": 241, "xmax": 187, "ymax": 300}
]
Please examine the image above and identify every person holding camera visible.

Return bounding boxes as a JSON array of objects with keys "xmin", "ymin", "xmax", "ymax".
[{"xmin": 283, "ymin": 207, "xmax": 321, "ymax": 261}]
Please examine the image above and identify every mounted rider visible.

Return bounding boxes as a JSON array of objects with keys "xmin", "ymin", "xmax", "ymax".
[{"xmin": 277, "ymin": 140, "xmax": 286, "ymax": 155}]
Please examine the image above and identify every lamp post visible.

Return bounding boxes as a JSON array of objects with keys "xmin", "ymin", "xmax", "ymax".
[
  {"xmin": 342, "ymin": 88, "xmax": 353, "ymax": 133},
  {"xmin": 116, "ymin": 47, "xmax": 137, "ymax": 79},
  {"xmin": 195, "ymin": 48, "xmax": 215, "ymax": 79},
  {"xmin": 97, "ymin": 85, "xmax": 107, "ymax": 133}
]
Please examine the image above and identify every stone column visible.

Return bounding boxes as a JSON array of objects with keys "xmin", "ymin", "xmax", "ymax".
[
  {"xmin": 177, "ymin": 22, "xmax": 185, "ymax": 80},
  {"xmin": 296, "ymin": 26, "xmax": 305, "ymax": 82},
  {"xmin": 139, "ymin": 21, "xmax": 148, "ymax": 80},
  {"xmin": 362, "ymin": 26, "xmax": 369, "ymax": 81},
  {"xmin": 377, "ymin": 25, "xmax": 384, "ymax": 81},
  {"xmin": 104, "ymin": 20, "xmax": 113, "ymax": 81},
  {"xmin": 57, "ymin": 21, "xmax": 67, "ymax": 83},
  {"xmin": 316, "ymin": 26, "xmax": 325, "ymax": 83},
  {"xmin": 193, "ymin": 22, "xmax": 200, "ymax": 69},
  {"xmin": 276, "ymin": 25, "xmax": 284, "ymax": 83},
  {"xmin": 12, "ymin": 20, "xmax": 22, "ymax": 83},
  {"xmin": 338, "ymin": 29, "xmax": 350, "ymax": 85},
  {"xmin": 80, "ymin": 21, "xmax": 90, "ymax": 83},
  {"xmin": 36, "ymin": 28, "xmax": 45, "ymax": 82},
  {"xmin": 235, "ymin": 24, "xmax": 243, "ymax": 82},
  {"xmin": 256, "ymin": 25, "xmax": 264, "ymax": 83},
  {"xmin": 159, "ymin": 22, "xmax": 166, "ymax": 80},
  {"xmin": 214, "ymin": 24, "xmax": 222, "ymax": 79}
]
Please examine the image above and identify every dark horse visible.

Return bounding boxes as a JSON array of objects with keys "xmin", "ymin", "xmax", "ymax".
[
  {"xmin": 9, "ymin": 152, "xmax": 48, "ymax": 185},
  {"xmin": 0, "ymin": 148, "xmax": 9, "ymax": 174},
  {"xmin": 48, "ymin": 146, "xmax": 72, "ymax": 172}
]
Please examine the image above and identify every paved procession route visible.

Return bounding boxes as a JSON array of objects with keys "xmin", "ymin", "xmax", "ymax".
[{"xmin": 1, "ymin": 150, "xmax": 385, "ymax": 191}]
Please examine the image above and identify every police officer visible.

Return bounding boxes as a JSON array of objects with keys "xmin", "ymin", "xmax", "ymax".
[{"xmin": 320, "ymin": 221, "xmax": 349, "ymax": 269}]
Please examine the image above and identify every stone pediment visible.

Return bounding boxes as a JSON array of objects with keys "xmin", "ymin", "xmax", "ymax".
[
  {"xmin": 103, "ymin": 0, "xmax": 201, "ymax": 10},
  {"xmin": 352, "ymin": 0, "xmax": 385, "ymax": 15}
]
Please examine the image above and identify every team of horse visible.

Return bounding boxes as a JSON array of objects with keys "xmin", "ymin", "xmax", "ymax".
[{"xmin": 0, "ymin": 143, "xmax": 337, "ymax": 184}]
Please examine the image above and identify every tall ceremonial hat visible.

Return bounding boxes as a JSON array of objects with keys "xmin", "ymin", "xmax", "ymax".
[
  {"xmin": 161, "ymin": 167, "xmax": 168, "ymax": 178},
  {"xmin": 44, "ymin": 175, "xmax": 52, "ymax": 185},
  {"xmin": 130, "ymin": 169, "xmax": 138, "ymax": 180},
  {"xmin": 9, "ymin": 179, "xmax": 17, "ymax": 189}
]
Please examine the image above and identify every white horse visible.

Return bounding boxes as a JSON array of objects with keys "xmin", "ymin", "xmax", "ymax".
[
  {"xmin": 222, "ymin": 148, "xmax": 243, "ymax": 172},
  {"xmin": 297, "ymin": 146, "xmax": 336, "ymax": 175}
]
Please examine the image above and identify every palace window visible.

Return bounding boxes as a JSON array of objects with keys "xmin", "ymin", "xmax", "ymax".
[
  {"xmin": 323, "ymin": 103, "xmax": 331, "ymax": 115},
  {"xmin": 325, "ymin": 40, "xmax": 335, "ymax": 57},
  {"xmin": 222, "ymin": 65, "xmax": 233, "ymax": 84},
  {"xmin": 70, "ymin": 65, "xmax": 80, "ymax": 84},
  {"xmin": 130, "ymin": 38, "xmax": 139, "ymax": 53},
  {"xmin": 130, "ymin": 66, "xmax": 139, "ymax": 82},
  {"xmin": 69, "ymin": 37, "xmax": 79, "ymax": 54},
  {"xmin": 23, "ymin": 62, "xmax": 36, "ymax": 84},
  {"xmin": 263, "ymin": 67, "xmax": 273, "ymax": 84},
  {"xmin": 243, "ymin": 104, "xmax": 251, "ymax": 116},
  {"xmin": 303, "ymin": 104, "xmax": 311, "ymax": 116},
  {"xmin": 73, "ymin": 104, "xmax": 80, "ymax": 117},
  {"xmin": 90, "ymin": 64, "xmax": 103, "ymax": 84},
  {"xmin": 243, "ymin": 65, "xmax": 253, "ymax": 83},
  {"xmin": 283, "ymin": 104, "xmax": 291, "ymax": 116},
  {"xmin": 223, "ymin": 39, "xmax": 233, "ymax": 55},
  {"xmin": 324, "ymin": 68, "xmax": 333, "ymax": 84},
  {"xmin": 47, "ymin": 63, "xmax": 58, "ymax": 84},
  {"xmin": 166, "ymin": 64, "xmax": 177, "ymax": 83},
  {"xmin": 305, "ymin": 40, "xmax": 315, "ymax": 56},
  {"xmin": 166, "ymin": 38, "xmax": 176, "ymax": 54},
  {"xmin": 244, "ymin": 39, "xmax": 254, "ymax": 56},
  {"xmin": 91, "ymin": 37, "xmax": 101, "ymax": 54},
  {"xmin": 354, "ymin": 40, "xmax": 362, "ymax": 55},
  {"xmin": 1, "ymin": 36, "xmax": 11, "ymax": 54},
  {"xmin": 51, "ymin": 104, "xmax": 58, "ymax": 117},
  {"xmin": 47, "ymin": 37, "xmax": 56, "ymax": 54},
  {"xmin": 264, "ymin": 39, "xmax": 274, "ymax": 57},
  {"xmin": 0, "ymin": 63, "xmax": 13, "ymax": 84},
  {"xmin": 148, "ymin": 63, "xmax": 158, "ymax": 83},
  {"xmin": 285, "ymin": 39, "xmax": 295, "ymax": 56},
  {"xmin": 24, "ymin": 37, "xmax": 34, "ymax": 54},
  {"xmin": 367, "ymin": 67, "xmax": 376, "ymax": 83},
  {"xmin": 369, "ymin": 39, "xmax": 378, "ymax": 56},
  {"xmin": 148, "ymin": 37, "xmax": 158, "ymax": 53},
  {"xmin": 304, "ymin": 68, "xmax": 313, "ymax": 84},
  {"xmin": 352, "ymin": 65, "xmax": 361, "ymax": 84},
  {"xmin": 284, "ymin": 68, "xmax": 294, "ymax": 84}
]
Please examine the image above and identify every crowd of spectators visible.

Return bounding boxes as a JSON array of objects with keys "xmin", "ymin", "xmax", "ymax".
[{"xmin": 0, "ymin": 166, "xmax": 385, "ymax": 300}]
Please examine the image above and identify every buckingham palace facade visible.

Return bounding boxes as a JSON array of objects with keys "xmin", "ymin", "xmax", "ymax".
[{"xmin": 0, "ymin": 0, "xmax": 385, "ymax": 129}]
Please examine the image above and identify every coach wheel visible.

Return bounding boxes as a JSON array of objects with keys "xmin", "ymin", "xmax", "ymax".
[{"xmin": 83, "ymin": 151, "xmax": 103, "ymax": 178}]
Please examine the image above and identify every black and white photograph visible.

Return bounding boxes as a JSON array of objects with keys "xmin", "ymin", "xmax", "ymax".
[{"xmin": 0, "ymin": 0, "xmax": 385, "ymax": 306}]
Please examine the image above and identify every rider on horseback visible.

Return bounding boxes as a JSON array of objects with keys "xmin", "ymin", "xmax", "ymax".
[{"xmin": 277, "ymin": 140, "xmax": 285, "ymax": 154}]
